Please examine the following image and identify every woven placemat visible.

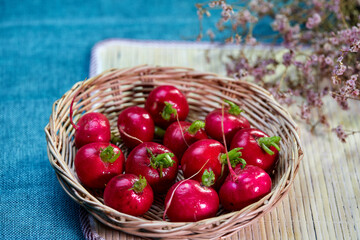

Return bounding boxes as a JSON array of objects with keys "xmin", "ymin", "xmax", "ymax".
[{"xmin": 81, "ymin": 39, "xmax": 360, "ymax": 240}]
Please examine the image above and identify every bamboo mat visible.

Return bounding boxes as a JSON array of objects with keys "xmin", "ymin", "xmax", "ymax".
[{"xmin": 84, "ymin": 39, "xmax": 360, "ymax": 240}]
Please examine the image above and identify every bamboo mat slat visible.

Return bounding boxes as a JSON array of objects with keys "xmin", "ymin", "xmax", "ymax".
[{"xmin": 85, "ymin": 39, "xmax": 360, "ymax": 240}]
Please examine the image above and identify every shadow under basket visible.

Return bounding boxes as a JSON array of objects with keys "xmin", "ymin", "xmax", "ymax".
[{"xmin": 45, "ymin": 65, "xmax": 303, "ymax": 239}]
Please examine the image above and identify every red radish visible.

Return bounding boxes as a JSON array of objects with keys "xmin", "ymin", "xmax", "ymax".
[
  {"xmin": 125, "ymin": 142, "xmax": 178, "ymax": 194},
  {"xmin": 104, "ymin": 174, "xmax": 154, "ymax": 216},
  {"xmin": 117, "ymin": 106, "xmax": 155, "ymax": 149},
  {"xmin": 145, "ymin": 85, "xmax": 189, "ymax": 128},
  {"xmin": 69, "ymin": 93, "xmax": 111, "ymax": 148},
  {"xmin": 230, "ymin": 128, "xmax": 281, "ymax": 173},
  {"xmin": 219, "ymin": 164, "xmax": 272, "ymax": 211},
  {"xmin": 163, "ymin": 120, "xmax": 208, "ymax": 159},
  {"xmin": 181, "ymin": 139, "xmax": 245, "ymax": 187},
  {"xmin": 74, "ymin": 142, "xmax": 125, "ymax": 189},
  {"xmin": 164, "ymin": 171, "xmax": 219, "ymax": 222},
  {"xmin": 71, "ymin": 112, "xmax": 111, "ymax": 149},
  {"xmin": 205, "ymin": 99, "xmax": 250, "ymax": 146}
]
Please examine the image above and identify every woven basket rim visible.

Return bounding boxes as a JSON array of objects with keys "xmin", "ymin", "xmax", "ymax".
[{"xmin": 45, "ymin": 65, "xmax": 304, "ymax": 238}]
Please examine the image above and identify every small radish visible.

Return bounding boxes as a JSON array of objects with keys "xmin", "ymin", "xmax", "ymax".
[
  {"xmin": 125, "ymin": 142, "xmax": 178, "ymax": 194},
  {"xmin": 74, "ymin": 142, "xmax": 125, "ymax": 189},
  {"xmin": 117, "ymin": 106, "xmax": 155, "ymax": 149},
  {"xmin": 181, "ymin": 139, "xmax": 245, "ymax": 187},
  {"xmin": 163, "ymin": 120, "xmax": 208, "ymax": 159},
  {"xmin": 219, "ymin": 163, "xmax": 272, "ymax": 211},
  {"xmin": 145, "ymin": 85, "xmax": 189, "ymax": 128},
  {"xmin": 70, "ymin": 94, "xmax": 111, "ymax": 148},
  {"xmin": 230, "ymin": 128, "xmax": 281, "ymax": 173},
  {"xmin": 205, "ymin": 99, "xmax": 250, "ymax": 146},
  {"xmin": 103, "ymin": 174, "xmax": 154, "ymax": 216},
  {"xmin": 71, "ymin": 112, "xmax": 111, "ymax": 149},
  {"xmin": 164, "ymin": 170, "xmax": 219, "ymax": 222}
]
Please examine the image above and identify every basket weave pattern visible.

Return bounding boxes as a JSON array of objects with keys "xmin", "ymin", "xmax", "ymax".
[{"xmin": 45, "ymin": 66, "xmax": 303, "ymax": 239}]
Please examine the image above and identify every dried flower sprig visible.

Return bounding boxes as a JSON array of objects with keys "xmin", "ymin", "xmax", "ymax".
[
  {"xmin": 332, "ymin": 125, "xmax": 360, "ymax": 143},
  {"xmin": 196, "ymin": 0, "xmax": 360, "ymax": 142}
]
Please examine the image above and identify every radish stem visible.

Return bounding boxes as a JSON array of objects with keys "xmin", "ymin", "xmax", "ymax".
[
  {"xmin": 221, "ymin": 101, "xmax": 239, "ymax": 181},
  {"xmin": 161, "ymin": 101, "xmax": 177, "ymax": 120},
  {"xmin": 201, "ymin": 169, "xmax": 215, "ymax": 187},
  {"xmin": 154, "ymin": 126, "xmax": 166, "ymax": 138},
  {"xmin": 257, "ymin": 136, "xmax": 281, "ymax": 155},
  {"xmin": 224, "ymin": 99, "xmax": 244, "ymax": 116},
  {"xmin": 146, "ymin": 148, "xmax": 175, "ymax": 178},
  {"xmin": 220, "ymin": 148, "xmax": 246, "ymax": 168},
  {"xmin": 99, "ymin": 146, "xmax": 121, "ymax": 163},
  {"xmin": 129, "ymin": 175, "xmax": 147, "ymax": 193},
  {"xmin": 187, "ymin": 120, "xmax": 205, "ymax": 134}
]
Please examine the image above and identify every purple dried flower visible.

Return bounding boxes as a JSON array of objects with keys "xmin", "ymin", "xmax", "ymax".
[
  {"xmin": 236, "ymin": 9, "xmax": 258, "ymax": 26},
  {"xmin": 330, "ymin": 37, "xmax": 339, "ymax": 45},
  {"xmin": 272, "ymin": 14, "xmax": 289, "ymax": 32},
  {"xmin": 206, "ymin": 29, "xmax": 215, "ymax": 40},
  {"xmin": 350, "ymin": 40, "xmax": 360, "ymax": 52},
  {"xmin": 325, "ymin": 56, "xmax": 334, "ymax": 65},
  {"xmin": 198, "ymin": 0, "xmax": 360, "ymax": 137},
  {"xmin": 332, "ymin": 76, "xmax": 340, "ymax": 85},
  {"xmin": 235, "ymin": 34, "xmax": 242, "ymax": 44},
  {"xmin": 307, "ymin": 90, "xmax": 323, "ymax": 107},
  {"xmin": 332, "ymin": 92, "xmax": 349, "ymax": 110},
  {"xmin": 311, "ymin": 54, "xmax": 318, "ymax": 62},
  {"xmin": 321, "ymin": 87, "xmax": 329, "ymax": 96},
  {"xmin": 245, "ymin": 35, "xmax": 257, "ymax": 45},
  {"xmin": 346, "ymin": 79, "xmax": 356, "ymax": 88},
  {"xmin": 300, "ymin": 103, "xmax": 311, "ymax": 123},
  {"xmin": 306, "ymin": 13, "xmax": 321, "ymax": 29},
  {"xmin": 335, "ymin": 64, "xmax": 347, "ymax": 75},
  {"xmin": 332, "ymin": 125, "xmax": 348, "ymax": 143},
  {"xmin": 336, "ymin": 55, "xmax": 344, "ymax": 63},
  {"xmin": 323, "ymin": 43, "xmax": 332, "ymax": 51},
  {"xmin": 208, "ymin": 1, "xmax": 217, "ymax": 8},
  {"xmin": 249, "ymin": 0, "xmax": 273, "ymax": 14},
  {"xmin": 220, "ymin": 2, "xmax": 233, "ymax": 22}
]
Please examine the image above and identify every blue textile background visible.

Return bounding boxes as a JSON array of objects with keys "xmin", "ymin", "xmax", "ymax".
[
  {"xmin": 0, "ymin": 1, "xmax": 272, "ymax": 239},
  {"xmin": 0, "ymin": 1, "xmax": 207, "ymax": 239}
]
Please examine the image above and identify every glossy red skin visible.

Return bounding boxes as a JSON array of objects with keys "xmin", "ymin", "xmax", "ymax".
[
  {"xmin": 163, "ymin": 121, "xmax": 208, "ymax": 160},
  {"xmin": 181, "ymin": 139, "xmax": 224, "ymax": 184},
  {"xmin": 145, "ymin": 85, "xmax": 189, "ymax": 128},
  {"xmin": 125, "ymin": 142, "xmax": 179, "ymax": 194},
  {"xmin": 117, "ymin": 106, "xmax": 155, "ymax": 149},
  {"xmin": 219, "ymin": 165, "xmax": 272, "ymax": 211},
  {"xmin": 230, "ymin": 128, "xmax": 279, "ymax": 173},
  {"xmin": 74, "ymin": 142, "xmax": 125, "ymax": 189},
  {"xmin": 103, "ymin": 174, "xmax": 154, "ymax": 216},
  {"xmin": 164, "ymin": 179, "xmax": 219, "ymax": 222},
  {"xmin": 205, "ymin": 109, "xmax": 250, "ymax": 146},
  {"xmin": 75, "ymin": 112, "xmax": 111, "ymax": 148}
]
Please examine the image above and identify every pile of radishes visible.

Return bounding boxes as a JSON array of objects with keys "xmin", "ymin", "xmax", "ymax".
[{"xmin": 71, "ymin": 85, "xmax": 281, "ymax": 222}]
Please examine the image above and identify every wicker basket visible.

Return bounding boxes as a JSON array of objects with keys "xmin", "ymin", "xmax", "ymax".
[{"xmin": 45, "ymin": 65, "xmax": 303, "ymax": 239}]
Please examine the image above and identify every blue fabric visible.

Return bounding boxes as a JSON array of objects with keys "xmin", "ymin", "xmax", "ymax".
[
  {"xmin": 0, "ymin": 1, "xmax": 209, "ymax": 239},
  {"xmin": 0, "ymin": 1, "xmax": 273, "ymax": 239}
]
